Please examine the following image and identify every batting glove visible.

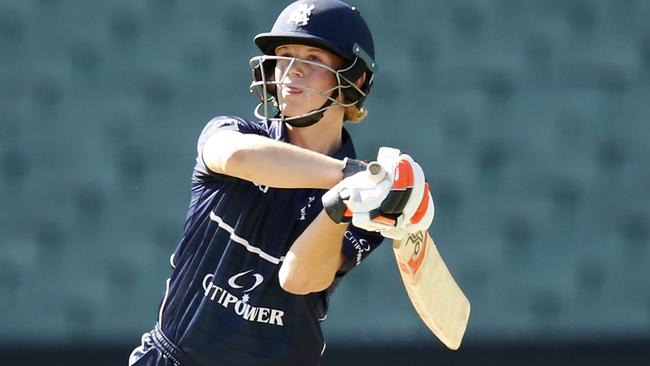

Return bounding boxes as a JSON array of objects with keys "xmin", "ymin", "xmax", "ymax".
[
  {"xmin": 354, "ymin": 148, "xmax": 434, "ymax": 239},
  {"xmin": 322, "ymin": 161, "xmax": 394, "ymax": 224},
  {"xmin": 322, "ymin": 147, "xmax": 434, "ymax": 238}
]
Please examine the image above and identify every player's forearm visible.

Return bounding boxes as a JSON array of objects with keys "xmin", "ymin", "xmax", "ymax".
[
  {"xmin": 279, "ymin": 210, "xmax": 346, "ymax": 295},
  {"xmin": 204, "ymin": 131, "xmax": 344, "ymax": 189}
]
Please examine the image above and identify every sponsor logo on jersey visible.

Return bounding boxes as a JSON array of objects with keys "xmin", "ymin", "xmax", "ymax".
[
  {"xmin": 287, "ymin": 3, "xmax": 315, "ymax": 26},
  {"xmin": 344, "ymin": 231, "xmax": 371, "ymax": 266},
  {"xmin": 202, "ymin": 270, "xmax": 285, "ymax": 326},
  {"xmin": 299, "ymin": 196, "xmax": 316, "ymax": 221},
  {"xmin": 253, "ymin": 182, "xmax": 269, "ymax": 193},
  {"xmin": 227, "ymin": 269, "xmax": 264, "ymax": 292}
]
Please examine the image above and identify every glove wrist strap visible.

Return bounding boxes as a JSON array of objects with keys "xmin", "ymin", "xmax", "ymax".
[{"xmin": 341, "ymin": 158, "xmax": 367, "ymax": 179}]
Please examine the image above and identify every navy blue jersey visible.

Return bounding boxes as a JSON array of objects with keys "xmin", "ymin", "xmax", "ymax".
[{"xmin": 154, "ymin": 116, "xmax": 384, "ymax": 366}]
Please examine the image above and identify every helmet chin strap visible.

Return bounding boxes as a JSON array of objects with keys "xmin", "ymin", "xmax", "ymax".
[{"xmin": 282, "ymin": 98, "xmax": 334, "ymax": 128}]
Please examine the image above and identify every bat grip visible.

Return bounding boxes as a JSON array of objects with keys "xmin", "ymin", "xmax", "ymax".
[{"xmin": 367, "ymin": 162, "xmax": 386, "ymax": 183}]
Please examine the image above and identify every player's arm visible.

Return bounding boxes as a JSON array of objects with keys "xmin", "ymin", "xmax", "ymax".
[
  {"xmin": 204, "ymin": 129, "xmax": 353, "ymax": 295},
  {"xmin": 202, "ymin": 129, "xmax": 344, "ymax": 189},
  {"xmin": 280, "ymin": 149, "xmax": 435, "ymax": 295},
  {"xmin": 279, "ymin": 211, "xmax": 347, "ymax": 295},
  {"xmin": 279, "ymin": 160, "xmax": 395, "ymax": 295}
]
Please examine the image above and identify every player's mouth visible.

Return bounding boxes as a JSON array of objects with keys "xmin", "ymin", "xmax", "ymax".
[{"xmin": 282, "ymin": 85, "xmax": 303, "ymax": 95}]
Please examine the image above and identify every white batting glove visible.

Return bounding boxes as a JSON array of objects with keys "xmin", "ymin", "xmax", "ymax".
[
  {"xmin": 322, "ymin": 163, "xmax": 393, "ymax": 224},
  {"xmin": 322, "ymin": 148, "xmax": 402, "ymax": 225},
  {"xmin": 379, "ymin": 153, "xmax": 434, "ymax": 240},
  {"xmin": 353, "ymin": 148, "xmax": 435, "ymax": 240},
  {"xmin": 322, "ymin": 147, "xmax": 435, "ymax": 239},
  {"xmin": 380, "ymin": 186, "xmax": 435, "ymax": 240}
]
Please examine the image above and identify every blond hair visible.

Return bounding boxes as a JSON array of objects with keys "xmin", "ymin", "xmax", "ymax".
[{"xmin": 343, "ymin": 105, "xmax": 368, "ymax": 123}]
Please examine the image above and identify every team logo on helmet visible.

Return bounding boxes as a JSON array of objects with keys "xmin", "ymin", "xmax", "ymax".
[{"xmin": 287, "ymin": 3, "xmax": 316, "ymax": 26}]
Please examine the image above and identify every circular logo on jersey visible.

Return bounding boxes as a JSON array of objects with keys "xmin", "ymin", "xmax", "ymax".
[{"xmin": 228, "ymin": 269, "xmax": 264, "ymax": 293}]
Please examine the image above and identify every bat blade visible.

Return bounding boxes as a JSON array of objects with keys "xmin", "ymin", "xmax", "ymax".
[{"xmin": 393, "ymin": 231, "xmax": 470, "ymax": 350}]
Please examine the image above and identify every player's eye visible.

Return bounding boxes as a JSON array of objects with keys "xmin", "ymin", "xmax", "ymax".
[
  {"xmin": 307, "ymin": 54, "xmax": 322, "ymax": 63},
  {"xmin": 276, "ymin": 58, "xmax": 290, "ymax": 68},
  {"xmin": 275, "ymin": 48, "xmax": 292, "ymax": 58}
]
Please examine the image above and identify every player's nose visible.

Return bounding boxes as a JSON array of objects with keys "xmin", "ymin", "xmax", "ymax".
[
  {"xmin": 287, "ymin": 62, "xmax": 305, "ymax": 79},
  {"xmin": 278, "ymin": 58, "xmax": 305, "ymax": 79}
]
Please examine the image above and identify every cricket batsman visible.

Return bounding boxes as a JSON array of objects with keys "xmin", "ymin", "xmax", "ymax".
[{"xmin": 129, "ymin": 1, "xmax": 434, "ymax": 365}]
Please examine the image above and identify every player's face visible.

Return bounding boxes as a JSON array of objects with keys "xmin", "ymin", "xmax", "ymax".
[{"xmin": 274, "ymin": 44, "xmax": 344, "ymax": 117}]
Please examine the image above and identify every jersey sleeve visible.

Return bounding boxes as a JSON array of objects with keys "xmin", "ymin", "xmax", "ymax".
[
  {"xmin": 193, "ymin": 116, "xmax": 266, "ymax": 182},
  {"xmin": 336, "ymin": 225, "xmax": 385, "ymax": 276}
]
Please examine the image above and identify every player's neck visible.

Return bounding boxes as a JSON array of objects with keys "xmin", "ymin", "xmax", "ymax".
[{"xmin": 286, "ymin": 113, "xmax": 343, "ymax": 155}]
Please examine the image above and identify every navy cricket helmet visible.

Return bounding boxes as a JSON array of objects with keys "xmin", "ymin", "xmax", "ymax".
[{"xmin": 250, "ymin": 0, "xmax": 376, "ymax": 127}]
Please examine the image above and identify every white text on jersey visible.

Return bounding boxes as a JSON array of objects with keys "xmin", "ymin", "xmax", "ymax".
[
  {"xmin": 202, "ymin": 274, "xmax": 285, "ymax": 326},
  {"xmin": 344, "ymin": 231, "xmax": 371, "ymax": 266}
]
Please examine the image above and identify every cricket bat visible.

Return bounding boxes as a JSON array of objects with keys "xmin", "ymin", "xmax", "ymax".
[
  {"xmin": 366, "ymin": 161, "xmax": 470, "ymax": 350},
  {"xmin": 393, "ymin": 230, "xmax": 470, "ymax": 350},
  {"xmin": 323, "ymin": 161, "xmax": 470, "ymax": 349}
]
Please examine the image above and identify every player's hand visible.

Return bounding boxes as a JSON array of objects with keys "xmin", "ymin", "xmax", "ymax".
[
  {"xmin": 379, "ymin": 181, "xmax": 434, "ymax": 240},
  {"xmin": 321, "ymin": 161, "xmax": 394, "ymax": 224},
  {"xmin": 322, "ymin": 146, "xmax": 409, "ymax": 225},
  {"xmin": 358, "ymin": 148, "xmax": 434, "ymax": 239},
  {"xmin": 321, "ymin": 147, "xmax": 434, "ymax": 238}
]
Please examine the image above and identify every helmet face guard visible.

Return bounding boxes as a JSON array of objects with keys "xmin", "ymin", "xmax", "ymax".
[
  {"xmin": 248, "ymin": 54, "xmax": 369, "ymax": 127},
  {"xmin": 251, "ymin": 0, "xmax": 376, "ymax": 127}
]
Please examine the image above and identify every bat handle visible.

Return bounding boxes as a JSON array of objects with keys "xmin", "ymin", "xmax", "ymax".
[{"xmin": 367, "ymin": 162, "xmax": 386, "ymax": 183}]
